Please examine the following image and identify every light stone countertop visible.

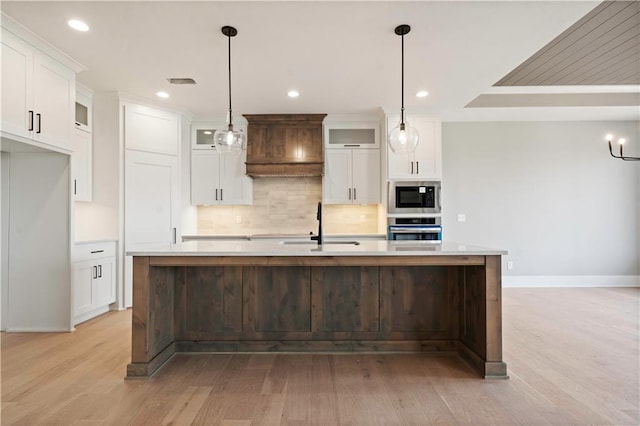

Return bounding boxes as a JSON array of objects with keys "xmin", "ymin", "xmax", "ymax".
[
  {"xmin": 181, "ymin": 234, "xmax": 387, "ymax": 241},
  {"xmin": 127, "ymin": 240, "xmax": 507, "ymax": 257}
]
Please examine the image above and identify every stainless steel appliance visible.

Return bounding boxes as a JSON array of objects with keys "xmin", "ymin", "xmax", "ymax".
[
  {"xmin": 387, "ymin": 217, "xmax": 442, "ymax": 241},
  {"xmin": 388, "ymin": 181, "xmax": 441, "ymax": 214}
]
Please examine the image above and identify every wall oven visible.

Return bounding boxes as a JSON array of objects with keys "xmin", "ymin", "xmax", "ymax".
[
  {"xmin": 387, "ymin": 217, "xmax": 442, "ymax": 241},
  {"xmin": 388, "ymin": 181, "xmax": 441, "ymax": 214}
]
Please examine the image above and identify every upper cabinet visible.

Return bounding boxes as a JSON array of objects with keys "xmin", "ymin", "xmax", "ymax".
[
  {"xmin": 1, "ymin": 27, "xmax": 76, "ymax": 152},
  {"xmin": 191, "ymin": 150, "xmax": 252, "ymax": 206},
  {"xmin": 72, "ymin": 84, "xmax": 93, "ymax": 202},
  {"xmin": 324, "ymin": 148, "xmax": 380, "ymax": 205},
  {"xmin": 323, "ymin": 120, "xmax": 381, "ymax": 205},
  {"xmin": 124, "ymin": 103, "xmax": 179, "ymax": 156},
  {"xmin": 386, "ymin": 114, "xmax": 442, "ymax": 180},
  {"xmin": 324, "ymin": 122, "xmax": 380, "ymax": 149}
]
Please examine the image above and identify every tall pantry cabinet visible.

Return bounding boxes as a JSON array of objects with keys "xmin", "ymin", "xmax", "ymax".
[{"xmin": 89, "ymin": 94, "xmax": 185, "ymax": 309}]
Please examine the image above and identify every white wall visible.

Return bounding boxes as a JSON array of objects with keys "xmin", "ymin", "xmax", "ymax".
[
  {"xmin": 6, "ymin": 152, "xmax": 72, "ymax": 330},
  {"xmin": 442, "ymin": 121, "xmax": 639, "ymax": 284}
]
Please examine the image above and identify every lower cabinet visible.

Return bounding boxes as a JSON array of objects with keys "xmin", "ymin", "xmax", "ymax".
[{"xmin": 72, "ymin": 241, "xmax": 116, "ymax": 325}]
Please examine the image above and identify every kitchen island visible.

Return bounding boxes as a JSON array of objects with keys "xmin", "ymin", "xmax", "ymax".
[{"xmin": 126, "ymin": 240, "xmax": 508, "ymax": 379}]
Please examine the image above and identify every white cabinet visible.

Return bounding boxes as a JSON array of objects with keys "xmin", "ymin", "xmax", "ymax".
[
  {"xmin": 192, "ymin": 121, "xmax": 247, "ymax": 150},
  {"xmin": 71, "ymin": 128, "xmax": 92, "ymax": 201},
  {"xmin": 191, "ymin": 151, "xmax": 252, "ymax": 205},
  {"xmin": 124, "ymin": 103, "xmax": 179, "ymax": 156},
  {"xmin": 324, "ymin": 149, "xmax": 380, "ymax": 204},
  {"xmin": 387, "ymin": 115, "xmax": 442, "ymax": 180},
  {"xmin": 324, "ymin": 122, "xmax": 379, "ymax": 149},
  {"xmin": 72, "ymin": 241, "xmax": 116, "ymax": 325},
  {"xmin": 1, "ymin": 28, "xmax": 75, "ymax": 152},
  {"xmin": 71, "ymin": 85, "xmax": 93, "ymax": 202}
]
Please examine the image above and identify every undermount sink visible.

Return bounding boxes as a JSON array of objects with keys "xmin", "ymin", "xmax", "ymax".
[{"xmin": 280, "ymin": 240, "xmax": 360, "ymax": 245}]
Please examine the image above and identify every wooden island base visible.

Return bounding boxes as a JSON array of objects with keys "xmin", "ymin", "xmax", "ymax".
[{"xmin": 126, "ymin": 255, "xmax": 507, "ymax": 379}]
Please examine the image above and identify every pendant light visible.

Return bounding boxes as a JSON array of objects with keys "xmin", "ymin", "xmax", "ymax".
[
  {"xmin": 388, "ymin": 24, "xmax": 419, "ymax": 154},
  {"xmin": 214, "ymin": 26, "xmax": 244, "ymax": 154}
]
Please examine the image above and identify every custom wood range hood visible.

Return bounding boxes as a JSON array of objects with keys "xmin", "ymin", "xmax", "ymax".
[{"xmin": 243, "ymin": 114, "xmax": 327, "ymax": 177}]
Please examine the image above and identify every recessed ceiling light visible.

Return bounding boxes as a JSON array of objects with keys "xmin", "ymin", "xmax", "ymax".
[
  {"xmin": 156, "ymin": 91, "xmax": 170, "ymax": 99},
  {"xmin": 287, "ymin": 90, "xmax": 299, "ymax": 98},
  {"xmin": 416, "ymin": 90, "xmax": 429, "ymax": 98},
  {"xmin": 67, "ymin": 19, "xmax": 89, "ymax": 32}
]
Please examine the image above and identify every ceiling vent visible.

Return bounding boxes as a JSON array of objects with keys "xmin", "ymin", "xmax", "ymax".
[{"xmin": 167, "ymin": 78, "xmax": 197, "ymax": 84}]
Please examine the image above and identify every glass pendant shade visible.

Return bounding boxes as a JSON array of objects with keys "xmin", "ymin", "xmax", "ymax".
[
  {"xmin": 214, "ymin": 125, "xmax": 244, "ymax": 154},
  {"xmin": 389, "ymin": 122, "xmax": 419, "ymax": 154}
]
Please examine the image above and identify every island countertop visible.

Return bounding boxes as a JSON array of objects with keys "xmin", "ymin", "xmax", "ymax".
[{"xmin": 126, "ymin": 240, "xmax": 507, "ymax": 257}]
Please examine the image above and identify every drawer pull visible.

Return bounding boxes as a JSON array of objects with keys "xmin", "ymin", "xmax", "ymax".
[{"xmin": 90, "ymin": 250, "xmax": 104, "ymax": 254}]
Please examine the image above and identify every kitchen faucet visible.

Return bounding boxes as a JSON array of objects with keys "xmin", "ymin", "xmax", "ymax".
[{"xmin": 310, "ymin": 201, "xmax": 323, "ymax": 245}]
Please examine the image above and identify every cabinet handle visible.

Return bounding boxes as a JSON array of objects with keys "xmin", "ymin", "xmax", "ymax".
[
  {"xmin": 353, "ymin": 187, "xmax": 357, "ymax": 200},
  {"xmin": 411, "ymin": 161, "xmax": 414, "ymax": 174},
  {"xmin": 172, "ymin": 227, "xmax": 177, "ymax": 244},
  {"xmin": 416, "ymin": 161, "xmax": 419, "ymax": 174},
  {"xmin": 344, "ymin": 144, "xmax": 360, "ymax": 147},
  {"xmin": 92, "ymin": 266, "xmax": 97, "ymax": 279},
  {"xmin": 215, "ymin": 188, "xmax": 218, "ymax": 200},
  {"xmin": 348, "ymin": 188, "xmax": 351, "ymax": 200},
  {"xmin": 74, "ymin": 179, "xmax": 77, "ymax": 195},
  {"xmin": 90, "ymin": 250, "xmax": 104, "ymax": 254},
  {"xmin": 98, "ymin": 264, "xmax": 102, "ymax": 278},
  {"xmin": 28, "ymin": 110, "xmax": 34, "ymax": 131},
  {"xmin": 36, "ymin": 113, "xmax": 41, "ymax": 134},
  {"xmin": 220, "ymin": 188, "xmax": 223, "ymax": 201}
]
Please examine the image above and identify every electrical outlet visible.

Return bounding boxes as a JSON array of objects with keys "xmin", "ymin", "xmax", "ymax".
[
  {"xmin": 457, "ymin": 214, "xmax": 466, "ymax": 223},
  {"xmin": 235, "ymin": 215, "xmax": 242, "ymax": 224},
  {"xmin": 507, "ymin": 261, "xmax": 514, "ymax": 270}
]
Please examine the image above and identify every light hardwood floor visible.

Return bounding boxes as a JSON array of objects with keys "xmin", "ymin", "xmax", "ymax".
[{"xmin": 1, "ymin": 287, "xmax": 638, "ymax": 425}]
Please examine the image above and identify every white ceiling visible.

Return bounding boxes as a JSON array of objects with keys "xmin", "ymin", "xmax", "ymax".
[{"xmin": 2, "ymin": 1, "xmax": 638, "ymax": 121}]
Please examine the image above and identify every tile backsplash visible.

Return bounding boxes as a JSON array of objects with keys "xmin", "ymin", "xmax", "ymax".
[{"xmin": 198, "ymin": 177, "xmax": 384, "ymax": 235}]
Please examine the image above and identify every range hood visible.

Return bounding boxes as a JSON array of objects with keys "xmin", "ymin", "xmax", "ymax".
[{"xmin": 243, "ymin": 114, "xmax": 327, "ymax": 177}]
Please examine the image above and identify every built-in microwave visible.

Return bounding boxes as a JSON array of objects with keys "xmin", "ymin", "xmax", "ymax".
[{"xmin": 388, "ymin": 181, "xmax": 441, "ymax": 214}]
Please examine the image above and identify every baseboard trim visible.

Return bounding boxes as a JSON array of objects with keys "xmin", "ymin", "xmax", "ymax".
[{"xmin": 503, "ymin": 275, "xmax": 640, "ymax": 288}]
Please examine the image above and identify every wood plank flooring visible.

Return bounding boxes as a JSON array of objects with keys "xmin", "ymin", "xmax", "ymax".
[{"xmin": 1, "ymin": 287, "xmax": 638, "ymax": 425}]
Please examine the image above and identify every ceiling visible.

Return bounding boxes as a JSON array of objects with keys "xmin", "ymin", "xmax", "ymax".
[{"xmin": 1, "ymin": 1, "xmax": 638, "ymax": 122}]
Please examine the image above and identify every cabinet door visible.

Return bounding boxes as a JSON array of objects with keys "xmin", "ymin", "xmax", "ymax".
[
  {"xmin": 191, "ymin": 151, "xmax": 220, "ymax": 205},
  {"xmin": 352, "ymin": 149, "xmax": 380, "ymax": 204},
  {"xmin": 71, "ymin": 128, "xmax": 92, "ymax": 202},
  {"xmin": 412, "ymin": 116, "xmax": 442, "ymax": 180},
  {"xmin": 73, "ymin": 260, "xmax": 95, "ymax": 317},
  {"xmin": 94, "ymin": 258, "xmax": 115, "ymax": 307},
  {"xmin": 219, "ymin": 151, "xmax": 252, "ymax": 205},
  {"xmin": 1, "ymin": 30, "xmax": 33, "ymax": 139},
  {"xmin": 32, "ymin": 53, "xmax": 75, "ymax": 150},
  {"xmin": 323, "ymin": 149, "xmax": 352, "ymax": 204},
  {"xmin": 124, "ymin": 104, "xmax": 179, "ymax": 156},
  {"xmin": 125, "ymin": 150, "xmax": 179, "ymax": 307}
]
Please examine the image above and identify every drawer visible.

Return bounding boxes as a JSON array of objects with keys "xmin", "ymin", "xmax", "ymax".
[{"xmin": 73, "ymin": 241, "xmax": 116, "ymax": 262}]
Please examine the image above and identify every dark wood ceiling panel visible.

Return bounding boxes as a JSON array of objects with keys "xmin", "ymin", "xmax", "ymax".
[{"xmin": 495, "ymin": 1, "xmax": 640, "ymax": 86}]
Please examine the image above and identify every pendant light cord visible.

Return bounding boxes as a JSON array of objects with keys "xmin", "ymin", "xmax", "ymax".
[
  {"xmin": 401, "ymin": 31, "xmax": 405, "ymax": 126},
  {"xmin": 227, "ymin": 33, "xmax": 233, "ymax": 129}
]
